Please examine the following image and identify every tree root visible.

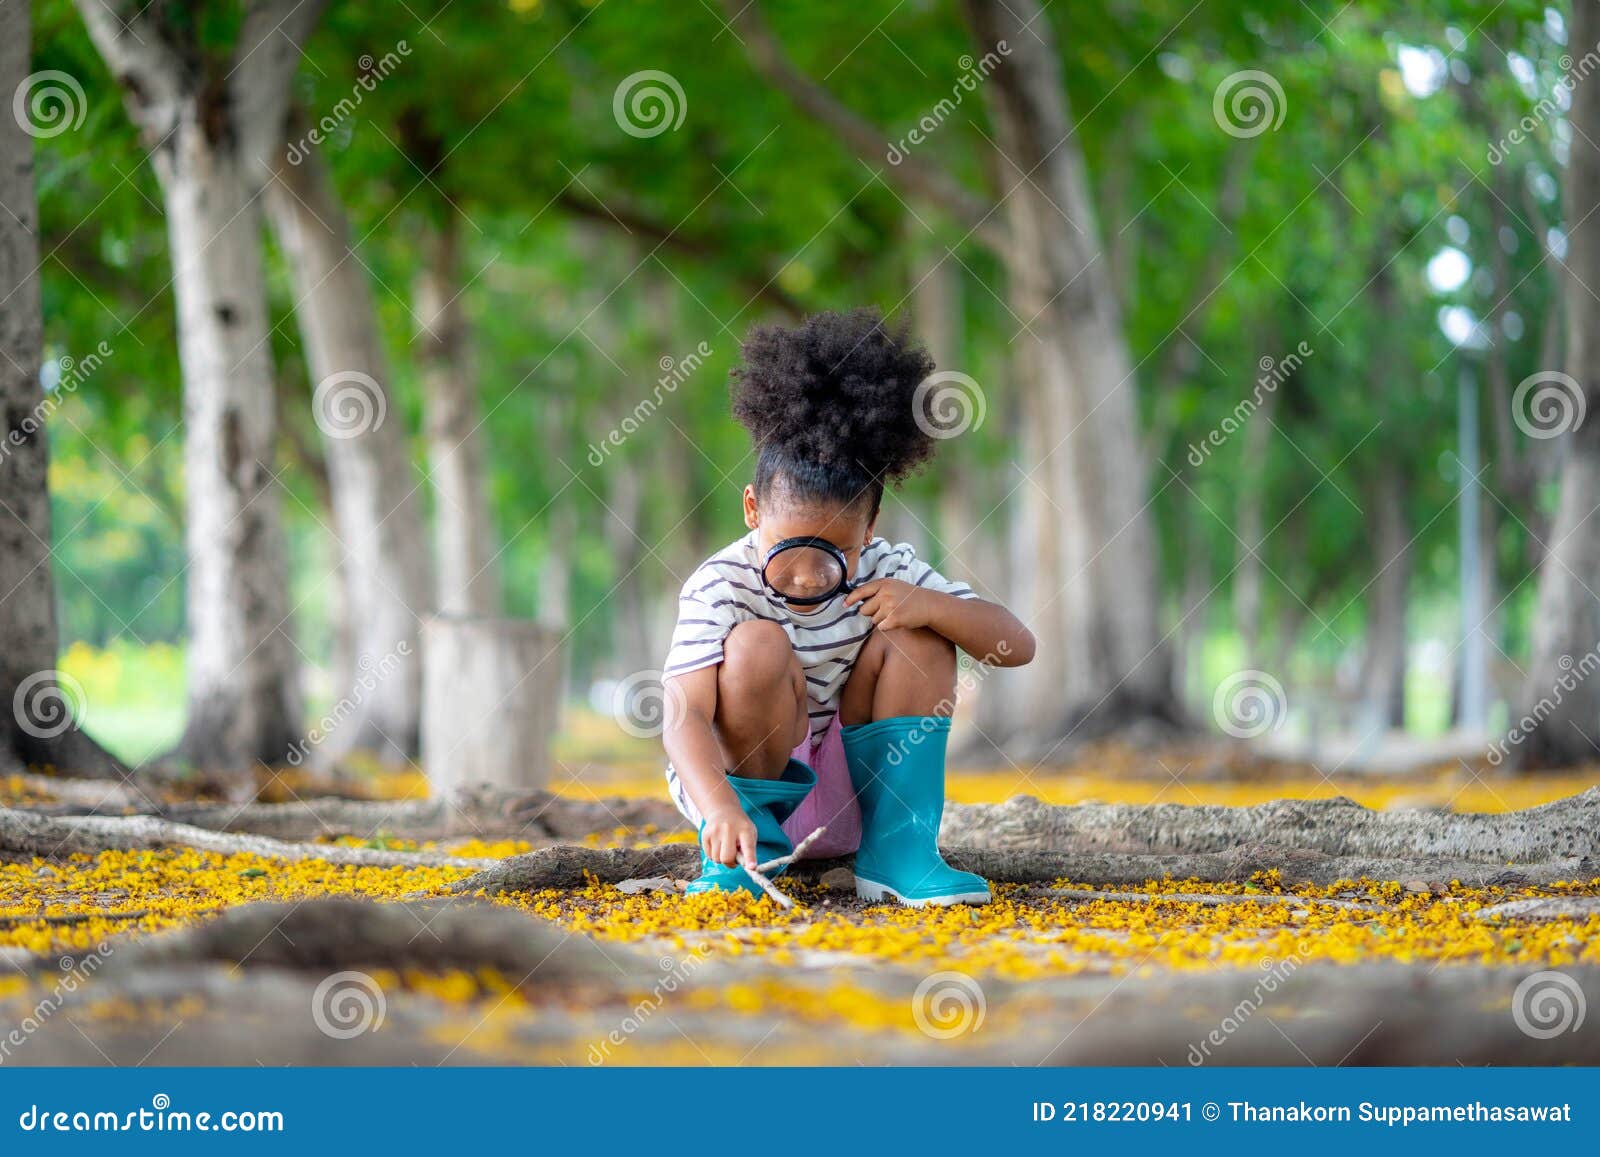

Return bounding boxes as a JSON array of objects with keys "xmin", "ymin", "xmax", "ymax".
[
  {"xmin": 444, "ymin": 843, "xmax": 701, "ymax": 895},
  {"xmin": 939, "ymin": 843, "xmax": 1595, "ymax": 889},
  {"xmin": 1472, "ymin": 896, "xmax": 1600, "ymax": 921},
  {"xmin": 155, "ymin": 788, "xmax": 686, "ymax": 843},
  {"xmin": 89, "ymin": 896, "xmax": 653, "ymax": 981},
  {"xmin": 0, "ymin": 805, "xmax": 495, "ymax": 869},
  {"xmin": 446, "ymin": 837, "xmax": 1595, "ymax": 896},
  {"xmin": 1, "ymin": 773, "xmax": 156, "ymax": 813},
  {"xmin": 941, "ymin": 788, "xmax": 1600, "ymax": 861}
]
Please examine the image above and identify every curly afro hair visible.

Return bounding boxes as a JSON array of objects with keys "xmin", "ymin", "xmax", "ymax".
[{"xmin": 730, "ymin": 308, "xmax": 938, "ymax": 516}]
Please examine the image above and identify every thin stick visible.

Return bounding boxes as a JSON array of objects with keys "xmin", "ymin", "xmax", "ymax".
[{"xmin": 742, "ymin": 826, "xmax": 827, "ymax": 910}]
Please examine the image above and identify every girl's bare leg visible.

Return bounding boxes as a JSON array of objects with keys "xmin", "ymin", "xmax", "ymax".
[
  {"xmin": 838, "ymin": 626, "xmax": 957, "ymax": 726},
  {"xmin": 712, "ymin": 619, "xmax": 808, "ymax": 780}
]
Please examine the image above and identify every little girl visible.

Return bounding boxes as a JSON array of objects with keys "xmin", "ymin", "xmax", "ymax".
[{"xmin": 660, "ymin": 309, "xmax": 1035, "ymax": 906}]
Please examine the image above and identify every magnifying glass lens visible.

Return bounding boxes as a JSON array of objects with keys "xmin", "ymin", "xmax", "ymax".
[{"xmin": 763, "ymin": 544, "xmax": 847, "ymax": 602}]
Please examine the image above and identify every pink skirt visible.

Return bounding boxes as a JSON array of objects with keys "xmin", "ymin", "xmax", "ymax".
[{"xmin": 779, "ymin": 713, "xmax": 861, "ymax": 859}]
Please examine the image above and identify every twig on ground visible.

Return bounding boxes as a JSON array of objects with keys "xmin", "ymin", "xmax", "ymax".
[{"xmin": 742, "ymin": 826, "xmax": 827, "ymax": 909}]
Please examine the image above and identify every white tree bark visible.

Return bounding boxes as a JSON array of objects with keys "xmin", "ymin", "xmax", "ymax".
[
  {"xmin": 75, "ymin": 0, "xmax": 328, "ymax": 770},
  {"xmin": 1516, "ymin": 0, "xmax": 1600, "ymax": 768},
  {"xmin": 266, "ymin": 120, "xmax": 432, "ymax": 764},
  {"xmin": 421, "ymin": 616, "xmax": 560, "ymax": 796},
  {"xmin": 0, "ymin": 0, "xmax": 123, "ymax": 777},
  {"xmin": 1359, "ymin": 465, "xmax": 1410, "ymax": 732},
  {"xmin": 961, "ymin": 0, "xmax": 1172, "ymax": 744},
  {"xmin": 414, "ymin": 212, "xmax": 501, "ymax": 617}
]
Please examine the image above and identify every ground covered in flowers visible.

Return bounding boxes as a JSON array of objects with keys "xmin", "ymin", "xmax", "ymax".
[{"xmin": 1, "ymin": 758, "xmax": 1598, "ymax": 1066}]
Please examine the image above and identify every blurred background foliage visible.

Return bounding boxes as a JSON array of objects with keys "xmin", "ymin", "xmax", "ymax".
[{"xmin": 30, "ymin": 0, "xmax": 1576, "ymax": 763}]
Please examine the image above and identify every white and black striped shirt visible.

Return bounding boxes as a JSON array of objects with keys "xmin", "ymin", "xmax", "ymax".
[{"xmin": 664, "ymin": 532, "xmax": 977, "ymax": 743}]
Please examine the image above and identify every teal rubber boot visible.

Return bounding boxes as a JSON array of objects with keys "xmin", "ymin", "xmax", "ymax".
[
  {"xmin": 842, "ymin": 715, "xmax": 991, "ymax": 906},
  {"xmin": 685, "ymin": 760, "xmax": 816, "ymax": 898}
]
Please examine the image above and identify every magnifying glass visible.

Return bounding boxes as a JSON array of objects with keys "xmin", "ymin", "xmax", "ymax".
[{"xmin": 760, "ymin": 536, "xmax": 857, "ymax": 606}]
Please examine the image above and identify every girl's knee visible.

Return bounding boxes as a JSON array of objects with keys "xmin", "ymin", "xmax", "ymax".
[
  {"xmin": 880, "ymin": 626, "xmax": 956, "ymax": 674},
  {"xmin": 720, "ymin": 619, "xmax": 796, "ymax": 690}
]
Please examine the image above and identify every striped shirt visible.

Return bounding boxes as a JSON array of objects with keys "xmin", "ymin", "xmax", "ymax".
[{"xmin": 664, "ymin": 531, "xmax": 977, "ymax": 744}]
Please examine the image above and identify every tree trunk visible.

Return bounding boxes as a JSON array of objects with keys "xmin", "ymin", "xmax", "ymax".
[
  {"xmin": 961, "ymin": 0, "xmax": 1173, "ymax": 746},
  {"xmin": 414, "ymin": 211, "xmax": 501, "ymax": 617},
  {"xmin": 76, "ymin": 0, "xmax": 327, "ymax": 771},
  {"xmin": 420, "ymin": 616, "xmax": 560, "ymax": 796},
  {"xmin": 0, "ymin": 0, "xmax": 123, "ymax": 778},
  {"xmin": 266, "ymin": 120, "xmax": 432, "ymax": 764},
  {"xmin": 1514, "ymin": 0, "xmax": 1600, "ymax": 770},
  {"xmin": 1360, "ymin": 466, "xmax": 1410, "ymax": 732},
  {"xmin": 602, "ymin": 461, "xmax": 659, "ymax": 678},
  {"xmin": 164, "ymin": 120, "xmax": 302, "ymax": 768},
  {"xmin": 1233, "ymin": 367, "xmax": 1280, "ymax": 670}
]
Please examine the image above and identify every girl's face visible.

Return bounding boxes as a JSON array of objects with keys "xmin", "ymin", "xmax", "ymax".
[{"xmin": 743, "ymin": 484, "xmax": 875, "ymax": 605}]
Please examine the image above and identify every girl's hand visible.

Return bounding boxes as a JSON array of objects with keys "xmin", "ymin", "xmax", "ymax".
[
  {"xmin": 844, "ymin": 578, "xmax": 938, "ymax": 631},
  {"xmin": 701, "ymin": 805, "xmax": 759, "ymax": 869}
]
